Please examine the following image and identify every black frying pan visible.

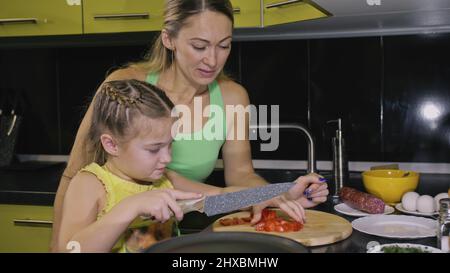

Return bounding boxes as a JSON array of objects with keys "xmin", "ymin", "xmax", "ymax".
[{"xmin": 145, "ymin": 232, "xmax": 310, "ymax": 253}]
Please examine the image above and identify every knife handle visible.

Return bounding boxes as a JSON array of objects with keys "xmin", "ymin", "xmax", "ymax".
[
  {"xmin": 139, "ymin": 197, "xmax": 206, "ymax": 221},
  {"xmin": 177, "ymin": 197, "xmax": 205, "ymax": 214}
]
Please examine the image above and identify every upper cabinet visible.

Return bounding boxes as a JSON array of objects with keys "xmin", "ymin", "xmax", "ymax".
[
  {"xmin": 262, "ymin": 0, "xmax": 330, "ymax": 26},
  {"xmin": 230, "ymin": 0, "xmax": 261, "ymax": 28},
  {"xmin": 0, "ymin": 0, "xmax": 333, "ymax": 38},
  {"xmin": 83, "ymin": 0, "xmax": 164, "ymax": 34},
  {"xmin": 0, "ymin": 0, "xmax": 82, "ymax": 37}
]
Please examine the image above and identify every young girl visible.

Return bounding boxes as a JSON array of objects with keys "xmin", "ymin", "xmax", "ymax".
[{"xmin": 57, "ymin": 79, "xmax": 325, "ymax": 253}]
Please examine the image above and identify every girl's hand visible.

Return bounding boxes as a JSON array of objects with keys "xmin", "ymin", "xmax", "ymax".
[
  {"xmin": 127, "ymin": 189, "xmax": 202, "ymax": 222},
  {"xmin": 250, "ymin": 174, "xmax": 328, "ymax": 225}
]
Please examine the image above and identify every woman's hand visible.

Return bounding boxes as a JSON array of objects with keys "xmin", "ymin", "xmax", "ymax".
[
  {"xmin": 287, "ymin": 173, "xmax": 329, "ymax": 208},
  {"xmin": 126, "ymin": 189, "xmax": 202, "ymax": 222},
  {"xmin": 250, "ymin": 174, "xmax": 328, "ymax": 224}
]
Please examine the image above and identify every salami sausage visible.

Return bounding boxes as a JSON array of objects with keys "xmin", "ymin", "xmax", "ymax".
[{"xmin": 339, "ymin": 187, "xmax": 385, "ymax": 214}]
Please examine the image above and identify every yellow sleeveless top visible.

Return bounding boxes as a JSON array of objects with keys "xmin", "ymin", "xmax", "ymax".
[{"xmin": 80, "ymin": 163, "xmax": 177, "ymax": 253}]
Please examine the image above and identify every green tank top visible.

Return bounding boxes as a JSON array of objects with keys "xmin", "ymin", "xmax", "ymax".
[{"xmin": 146, "ymin": 72, "xmax": 226, "ymax": 182}]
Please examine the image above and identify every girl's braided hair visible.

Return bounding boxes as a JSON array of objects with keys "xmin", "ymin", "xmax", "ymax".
[{"xmin": 88, "ymin": 79, "xmax": 174, "ymax": 164}]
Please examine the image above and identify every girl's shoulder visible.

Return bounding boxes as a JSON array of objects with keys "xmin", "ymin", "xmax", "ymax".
[
  {"xmin": 217, "ymin": 79, "xmax": 250, "ymax": 106},
  {"xmin": 63, "ymin": 169, "xmax": 107, "ymax": 225},
  {"xmin": 68, "ymin": 170, "xmax": 106, "ymax": 201}
]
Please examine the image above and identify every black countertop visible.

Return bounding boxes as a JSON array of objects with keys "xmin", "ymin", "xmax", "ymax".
[
  {"xmin": 0, "ymin": 161, "xmax": 66, "ymax": 206},
  {"xmin": 0, "ymin": 162, "xmax": 447, "ymax": 253},
  {"xmin": 196, "ymin": 199, "xmax": 440, "ymax": 253},
  {"xmin": 300, "ymin": 200, "xmax": 438, "ymax": 253},
  {"xmin": 1, "ymin": 162, "xmax": 449, "ymax": 206}
]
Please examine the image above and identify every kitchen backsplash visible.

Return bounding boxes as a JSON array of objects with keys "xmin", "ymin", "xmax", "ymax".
[{"xmin": 1, "ymin": 33, "xmax": 450, "ymax": 163}]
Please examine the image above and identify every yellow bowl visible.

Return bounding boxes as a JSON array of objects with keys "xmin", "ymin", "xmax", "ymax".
[{"xmin": 362, "ymin": 170, "xmax": 420, "ymax": 204}]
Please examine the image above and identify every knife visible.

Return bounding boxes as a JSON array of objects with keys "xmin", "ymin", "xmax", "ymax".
[{"xmin": 177, "ymin": 182, "xmax": 296, "ymax": 216}]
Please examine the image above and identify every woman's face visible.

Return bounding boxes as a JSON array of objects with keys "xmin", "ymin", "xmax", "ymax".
[{"xmin": 170, "ymin": 10, "xmax": 233, "ymax": 86}]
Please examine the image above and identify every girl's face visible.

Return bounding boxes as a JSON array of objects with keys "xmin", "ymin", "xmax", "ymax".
[
  {"xmin": 170, "ymin": 10, "xmax": 232, "ymax": 86},
  {"xmin": 115, "ymin": 117, "xmax": 174, "ymax": 182}
]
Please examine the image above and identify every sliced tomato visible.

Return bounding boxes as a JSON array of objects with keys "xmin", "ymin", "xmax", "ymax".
[
  {"xmin": 219, "ymin": 216, "xmax": 254, "ymax": 227},
  {"xmin": 291, "ymin": 221, "xmax": 303, "ymax": 231},
  {"xmin": 255, "ymin": 222, "xmax": 266, "ymax": 231},
  {"xmin": 261, "ymin": 209, "xmax": 277, "ymax": 221},
  {"xmin": 219, "ymin": 218, "xmax": 234, "ymax": 226},
  {"xmin": 281, "ymin": 221, "xmax": 293, "ymax": 231},
  {"xmin": 263, "ymin": 219, "xmax": 277, "ymax": 232},
  {"xmin": 274, "ymin": 224, "xmax": 285, "ymax": 232}
]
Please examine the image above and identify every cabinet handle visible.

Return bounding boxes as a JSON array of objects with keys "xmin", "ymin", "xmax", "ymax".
[
  {"xmin": 265, "ymin": 0, "xmax": 303, "ymax": 9},
  {"xmin": 233, "ymin": 7, "xmax": 241, "ymax": 14},
  {"xmin": 0, "ymin": 18, "xmax": 38, "ymax": 25},
  {"xmin": 13, "ymin": 219, "xmax": 53, "ymax": 228},
  {"xmin": 93, "ymin": 13, "xmax": 149, "ymax": 20}
]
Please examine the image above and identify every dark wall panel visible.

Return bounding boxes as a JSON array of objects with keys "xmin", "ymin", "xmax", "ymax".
[
  {"xmin": 58, "ymin": 45, "xmax": 148, "ymax": 153},
  {"xmin": 2, "ymin": 33, "xmax": 450, "ymax": 164},
  {"xmin": 241, "ymin": 40, "xmax": 309, "ymax": 160},
  {"xmin": 309, "ymin": 37, "xmax": 383, "ymax": 161},
  {"xmin": 384, "ymin": 34, "xmax": 450, "ymax": 163},
  {"xmin": 0, "ymin": 49, "xmax": 60, "ymax": 154}
]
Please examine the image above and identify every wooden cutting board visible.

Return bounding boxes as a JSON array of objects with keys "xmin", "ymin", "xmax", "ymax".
[{"xmin": 212, "ymin": 209, "xmax": 352, "ymax": 247}]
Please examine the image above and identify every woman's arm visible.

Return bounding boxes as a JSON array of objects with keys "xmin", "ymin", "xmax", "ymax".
[
  {"xmin": 50, "ymin": 102, "xmax": 94, "ymax": 252},
  {"xmin": 220, "ymin": 81, "xmax": 268, "ymax": 188},
  {"xmin": 50, "ymin": 67, "xmax": 147, "ymax": 252}
]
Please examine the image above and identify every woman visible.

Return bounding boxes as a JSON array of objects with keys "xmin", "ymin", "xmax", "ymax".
[{"xmin": 51, "ymin": 0, "xmax": 329, "ymax": 251}]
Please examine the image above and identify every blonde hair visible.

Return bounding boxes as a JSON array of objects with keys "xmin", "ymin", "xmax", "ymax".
[
  {"xmin": 130, "ymin": 0, "xmax": 234, "ymax": 80},
  {"xmin": 88, "ymin": 80, "xmax": 175, "ymax": 164}
]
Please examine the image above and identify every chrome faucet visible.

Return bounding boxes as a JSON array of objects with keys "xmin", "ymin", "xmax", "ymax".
[
  {"xmin": 327, "ymin": 118, "xmax": 348, "ymax": 198},
  {"xmin": 250, "ymin": 123, "xmax": 316, "ymax": 174}
]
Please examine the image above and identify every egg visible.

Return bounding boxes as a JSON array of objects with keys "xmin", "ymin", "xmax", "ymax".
[
  {"xmin": 434, "ymin": 192, "xmax": 449, "ymax": 211},
  {"xmin": 401, "ymin": 192, "xmax": 419, "ymax": 211},
  {"xmin": 416, "ymin": 195, "xmax": 435, "ymax": 213}
]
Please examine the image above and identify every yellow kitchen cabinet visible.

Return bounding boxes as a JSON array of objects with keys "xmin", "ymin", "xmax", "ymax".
[
  {"xmin": 0, "ymin": 204, "xmax": 53, "ymax": 253},
  {"xmin": 0, "ymin": 0, "xmax": 82, "ymax": 37},
  {"xmin": 263, "ymin": 0, "xmax": 330, "ymax": 27},
  {"xmin": 83, "ymin": 0, "xmax": 165, "ymax": 34},
  {"xmin": 230, "ymin": 0, "xmax": 261, "ymax": 28}
]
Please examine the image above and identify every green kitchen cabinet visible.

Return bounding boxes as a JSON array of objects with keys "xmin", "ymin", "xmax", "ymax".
[
  {"xmin": 83, "ymin": 0, "xmax": 165, "ymax": 34},
  {"xmin": 262, "ymin": 0, "xmax": 330, "ymax": 27},
  {"xmin": 0, "ymin": 0, "xmax": 82, "ymax": 37},
  {"xmin": 230, "ymin": 0, "xmax": 261, "ymax": 28},
  {"xmin": 0, "ymin": 204, "xmax": 53, "ymax": 253}
]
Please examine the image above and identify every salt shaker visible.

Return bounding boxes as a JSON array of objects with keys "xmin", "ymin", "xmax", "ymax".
[{"xmin": 437, "ymin": 198, "xmax": 450, "ymax": 252}]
